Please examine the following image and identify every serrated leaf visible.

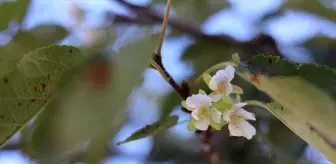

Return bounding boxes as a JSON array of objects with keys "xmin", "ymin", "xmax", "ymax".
[
  {"xmin": 235, "ymin": 56, "xmax": 336, "ymax": 162},
  {"xmin": 0, "ymin": 0, "xmax": 30, "ymax": 31},
  {"xmin": 245, "ymin": 55, "xmax": 336, "ymax": 98},
  {"xmin": 0, "ymin": 45, "xmax": 86, "ymax": 148},
  {"xmin": 117, "ymin": 116, "xmax": 179, "ymax": 145},
  {"xmin": 0, "ymin": 24, "xmax": 68, "ymax": 77}
]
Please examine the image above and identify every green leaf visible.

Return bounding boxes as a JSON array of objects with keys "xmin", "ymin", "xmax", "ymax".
[
  {"xmin": 203, "ymin": 73, "xmax": 212, "ymax": 88},
  {"xmin": 187, "ymin": 118, "xmax": 196, "ymax": 131},
  {"xmin": 0, "ymin": 45, "xmax": 86, "ymax": 148},
  {"xmin": 265, "ymin": 102, "xmax": 336, "ymax": 163},
  {"xmin": 117, "ymin": 116, "xmax": 179, "ymax": 145},
  {"xmin": 243, "ymin": 55, "xmax": 336, "ymax": 98},
  {"xmin": 85, "ymin": 33, "xmax": 158, "ymax": 162},
  {"xmin": 235, "ymin": 56, "xmax": 336, "ymax": 163},
  {"xmin": 0, "ymin": 24, "xmax": 68, "ymax": 77},
  {"xmin": 0, "ymin": 0, "xmax": 30, "ymax": 31}
]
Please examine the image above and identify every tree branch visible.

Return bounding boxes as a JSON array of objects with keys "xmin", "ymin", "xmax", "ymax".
[{"xmin": 112, "ymin": 1, "xmax": 283, "ymax": 57}]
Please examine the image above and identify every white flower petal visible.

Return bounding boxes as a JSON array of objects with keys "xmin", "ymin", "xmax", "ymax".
[
  {"xmin": 191, "ymin": 109, "xmax": 200, "ymax": 120},
  {"xmin": 235, "ymin": 108, "xmax": 256, "ymax": 121},
  {"xmin": 224, "ymin": 65, "xmax": 235, "ymax": 82},
  {"xmin": 195, "ymin": 119, "xmax": 210, "ymax": 131},
  {"xmin": 228, "ymin": 122, "xmax": 244, "ymax": 137},
  {"xmin": 229, "ymin": 120, "xmax": 256, "ymax": 140},
  {"xmin": 233, "ymin": 102, "xmax": 248, "ymax": 109},
  {"xmin": 223, "ymin": 109, "xmax": 233, "ymax": 122},
  {"xmin": 211, "ymin": 108, "xmax": 222, "ymax": 123},
  {"xmin": 225, "ymin": 83, "xmax": 233, "ymax": 96},
  {"xmin": 186, "ymin": 94, "xmax": 212, "ymax": 108},
  {"xmin": 209, "ymin": 92, "xmax": 222, "ymax": 102},
  {"xmin": 209, "ymin": 76, "xmax": 218, "ymax": 91},
  {"xmin": 214, "ymin": 70, "xmax": 228, "ymax": 81}
]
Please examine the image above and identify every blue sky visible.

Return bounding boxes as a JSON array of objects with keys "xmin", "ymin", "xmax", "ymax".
[{"xmin": 1, "ymin": 0, "xmax": 335, "ymax": 163}]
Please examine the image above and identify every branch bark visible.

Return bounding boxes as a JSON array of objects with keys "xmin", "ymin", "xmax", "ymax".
[{"xmin": 112, "ymin": 0, "xmax": 283, "ymax": 57}]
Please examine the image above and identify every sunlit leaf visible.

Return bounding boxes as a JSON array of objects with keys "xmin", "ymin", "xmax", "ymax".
[
  {"xmin": 0, "ymin": 45, "xmax": 86, "ymax": 148},
  {"xmin": 117, "ymin": 116, "xmax": 179, "ymax": 145}
]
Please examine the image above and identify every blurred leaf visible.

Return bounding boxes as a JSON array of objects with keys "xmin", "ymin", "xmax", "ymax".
[
  {"xmin": 0, "ymin": 0, "xmax": 30, "ymax": 31},
  {"xmin": 151, "ymin": 0, "xmax": 228, "ymax": 24},
  {"xmin": 182, "ymin": 39, "xmax": 236, "ymax": 91},
  {"xmin": 0, "ymin": 45, "xmax": 86, "ymax": 148},
  {"xmin": 161, "ymin": 91, "xmax": 181, "ymax": 118},
  {"xmin": 302, "ymin": 36, "xmax": 336, "ymax": 67},
  {"xmin": 117, "ymin": 115, "xmax": 179, "ymax": 145},
  {"xmin": 281, "ymin": 0, "xmax": 336, "ymax": 23},
  {"xmin": 234, "ymin": 56, "xmax": 336, "ymax": 162},
  {"xmin": 85, "ymin": 33, "xmax": 159, "ymax": 163},
  {"xmin": 267, "ymin": 119, "xmax": 307, "ymax": 159},
  {"xmin": 0, "ymin": 24, "xmax": 68, "ymax": 77}
]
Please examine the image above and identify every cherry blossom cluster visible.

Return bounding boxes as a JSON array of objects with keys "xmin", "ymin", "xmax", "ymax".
[{"xmin": 182, "ymin": 65, "xmax": 256, "ymax": 140}]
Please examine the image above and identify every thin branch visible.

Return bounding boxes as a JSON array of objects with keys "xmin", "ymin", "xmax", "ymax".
[
  {"xmin": 112, "ymin": 1, "xmax": 283, "ymax": 57},
  {"xmin": 155, "ymin": 0, "xmax": 171, "ymax": 55}
]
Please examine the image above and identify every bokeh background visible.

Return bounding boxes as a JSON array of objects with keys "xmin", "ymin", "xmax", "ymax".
[{"xmin": 0, "ymin": 0, "xmax": 335, "ymax": 163}]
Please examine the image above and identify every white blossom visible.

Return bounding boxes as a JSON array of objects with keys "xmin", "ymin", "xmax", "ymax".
[
  {"xmin": 223, "ymin": 102, "xmax": 256, "ymax": 140},
  {"xmin": 209, "ymin": 65, "xmax": 235, "ymax": 102},
  {"xmin": 185, "ymin": 94, "xmax": 222, "ymax": 130}
]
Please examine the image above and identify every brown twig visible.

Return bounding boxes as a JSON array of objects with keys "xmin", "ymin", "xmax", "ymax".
[{"xmin": 112, "ymin": 0, "xmax": 283, "ymax": 57}]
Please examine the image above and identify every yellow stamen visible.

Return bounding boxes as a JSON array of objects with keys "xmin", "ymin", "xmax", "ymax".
[{"xmin": 198, "ymin": 108, "xmax": 209, "ymax": 117}]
